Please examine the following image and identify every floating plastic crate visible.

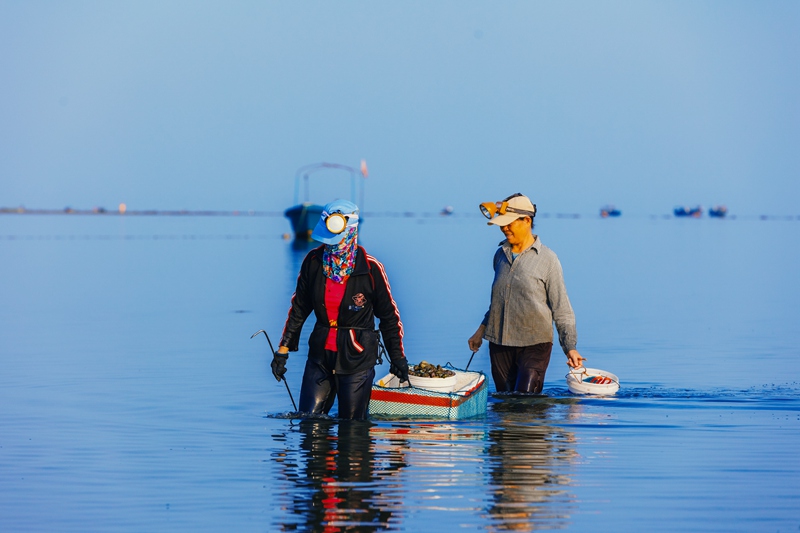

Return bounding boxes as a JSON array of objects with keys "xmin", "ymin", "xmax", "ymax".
[{"xmin": 369, "ymin": 368, "xmax": 487, "ymax": 419}]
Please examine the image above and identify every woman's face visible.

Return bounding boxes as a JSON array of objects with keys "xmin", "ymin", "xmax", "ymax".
[{"xmin": 500, "ymin": 216, "xmax": 531, "ymax": 245}]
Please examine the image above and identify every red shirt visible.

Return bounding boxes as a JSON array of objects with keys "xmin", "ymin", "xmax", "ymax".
[{"xmin": 324, "ymin": 277, "xmax": 347, "ymax": 351}]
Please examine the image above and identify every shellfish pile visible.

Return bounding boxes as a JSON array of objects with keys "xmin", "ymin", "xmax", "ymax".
[{"xmin": 409, "ymin": 361, "xmax": 455, "ymax": 379}]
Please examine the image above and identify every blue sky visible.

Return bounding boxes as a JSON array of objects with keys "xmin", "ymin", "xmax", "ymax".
[{"xmin": 2, "ymin": 1, "xmax": 798, "ymax": 216}]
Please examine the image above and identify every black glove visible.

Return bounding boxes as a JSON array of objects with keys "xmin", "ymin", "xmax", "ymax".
[
  {"xmin": 271, "ymin": 353, "xmax": 288, "ymax": 381},
  {"xmin": 390, "ymin": 358, "xmax": 409, "ymax": 383}
]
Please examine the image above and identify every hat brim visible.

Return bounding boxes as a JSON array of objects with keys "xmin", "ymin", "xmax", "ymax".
[
  {"xmin": 311, "ymin": 219, "xmax": 346, "ymax": 244},
  {"xmin": 487, "ymin": 213, "xmax": 523, "ymax": 226}
]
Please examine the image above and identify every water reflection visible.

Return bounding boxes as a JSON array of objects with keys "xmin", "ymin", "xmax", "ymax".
[
  {"xmin": 270, "ymin": 402, "xmax": 582, "ymax": 531},
  {"xmin": 485, "ymin": 398, "xmax": 579, "ymax": 531},
  {"xmin": 271, "ymin": 419, "xmax": 406, "ymax": 531}
]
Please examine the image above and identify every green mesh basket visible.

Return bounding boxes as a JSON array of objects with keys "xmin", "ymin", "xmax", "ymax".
[{"xmin": 369, "ymin": 367, "xmax": 488, "ymax": 419}]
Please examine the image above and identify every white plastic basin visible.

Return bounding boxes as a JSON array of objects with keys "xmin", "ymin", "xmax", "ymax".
[
  {"xmin": 566, "ymin": 367, "xmax": 620, "ymax": 395},
  {"xmin": 408, "ymin": 373, "xmax": 458, "ymax": 393}
]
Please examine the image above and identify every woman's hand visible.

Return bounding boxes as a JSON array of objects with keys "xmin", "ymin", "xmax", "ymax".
[
  {"xmin": 566, "ymin": 349, "xmax": 585, "ymax": 368},
  {"xmin": 468, "ymin": 325, "xmax": 485, "ymax": 352}
]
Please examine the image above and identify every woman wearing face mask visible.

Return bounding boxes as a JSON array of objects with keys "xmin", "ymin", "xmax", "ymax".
[
  {"xmin": 468, "ymin": 193, "xmax": 585, "ymax": 394},
  {"xmin": 273, "ymin": 199, "xmax": 408, "ymax": 419}
]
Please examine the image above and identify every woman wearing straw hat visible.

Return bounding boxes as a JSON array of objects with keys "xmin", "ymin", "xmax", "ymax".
[
  {"xmin": 272, "ymin": 199, "xmax": 409, "ymax": 419},
  {"xmin": 468, "ymin": 193, "xmax": 585, "ymax": 394}
]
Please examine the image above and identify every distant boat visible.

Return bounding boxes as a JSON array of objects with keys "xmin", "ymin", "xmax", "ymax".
[
  {"xmin": 674, "ymin": 206, "xmax": 702, "ymax": 218},
  {"xmin": 709, "ymin": 205, "xmax": 728, "ymax": 218},
  {"xmin": 284, "ymin": 203, "xmax": 325, "ymax": 241},
  {"xmin": 284, "ymin": 161, "xmax": 367, "ymax": 241},
  {"xmin": 600, "ymin": 205, "xmax": 621, "ymax": 217}
]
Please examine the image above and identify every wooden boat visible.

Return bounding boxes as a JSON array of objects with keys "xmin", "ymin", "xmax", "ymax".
[
  {"xmin": 284, "ymin": 203, "xmax": 324, "ymax": 241},
  {"xmin": 284, "ymin": 161, "xmax": 366, "ymax": 240},
  {"xmin": 600, "ymin": 205, "xmax": 621, "ymax": 217},
  {"xmin": 709, "ymin": 205, "xmax": 728, "ymax": 218},
  {"xmin": 674, "ymin": 206, "xmax": 702, "ymax": 217}
]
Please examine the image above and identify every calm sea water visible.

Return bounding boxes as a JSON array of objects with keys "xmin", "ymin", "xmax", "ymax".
[{"xmin": 1, "ymin": 213, "xmax": 799, "ymax": 532}]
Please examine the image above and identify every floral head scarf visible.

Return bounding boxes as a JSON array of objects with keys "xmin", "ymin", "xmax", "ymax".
[{"xmin": 322, "ymin": 226, "xmax": 358, "ymax": 282}]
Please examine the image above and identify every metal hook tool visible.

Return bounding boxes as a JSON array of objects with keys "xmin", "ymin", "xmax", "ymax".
[
  {"xmin": 251, "ymin": 329, "xmax": 297, "ymax": 412},
  {"xmin": 465, "ymin": 350, "xmax": 477, "ymax": 371}
]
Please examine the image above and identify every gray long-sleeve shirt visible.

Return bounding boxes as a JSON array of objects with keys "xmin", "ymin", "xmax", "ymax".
[{"xmin": 481, "ymin": 235, "xmax": 577, "ymax": 354}]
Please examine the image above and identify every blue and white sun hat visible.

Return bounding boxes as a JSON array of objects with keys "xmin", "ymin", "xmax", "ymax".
[{"xmin": 310, "ymin": 199, "xmax": 360, "ymax": 244}]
